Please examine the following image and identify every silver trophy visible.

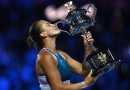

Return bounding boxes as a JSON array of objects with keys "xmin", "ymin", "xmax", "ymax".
[{"xmin": 56, "ymin": 1, "xmax": 120, "ymax": 76}]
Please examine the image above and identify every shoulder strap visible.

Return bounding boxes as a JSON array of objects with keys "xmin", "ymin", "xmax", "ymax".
[
  {"xmin": 42, "ymin": 48, "xmax": 57, "ymax": 61},
  {"xmin": 57, "ymin": 52, "xmax": 66, "ymax": 61}
]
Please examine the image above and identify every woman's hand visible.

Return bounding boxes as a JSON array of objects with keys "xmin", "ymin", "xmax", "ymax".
[
  {"xmin": 81, "ymin": 31, "xmax": 94, "ymax": 57},
  {"xmin": 83, "ymin": 70, "xmax": 102, "ymax": 87},
  {"xmin": 81, "ymin": 31, "xmax": 94, "ymax": 48}
]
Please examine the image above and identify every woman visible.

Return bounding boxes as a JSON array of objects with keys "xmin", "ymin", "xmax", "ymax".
[{"xmin": 27, "ymin": 20, "xmax": 102, "ymax": 90}]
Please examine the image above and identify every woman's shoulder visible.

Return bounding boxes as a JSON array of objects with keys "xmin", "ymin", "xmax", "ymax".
[{"xmin": 37, "ymin": 49, "xmax": 53, "ymax": 61}]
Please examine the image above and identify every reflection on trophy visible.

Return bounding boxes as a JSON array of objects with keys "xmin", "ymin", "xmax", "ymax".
[{"xmin": 56, "ymin": 1, "xmax": 121, "ymax": 76}]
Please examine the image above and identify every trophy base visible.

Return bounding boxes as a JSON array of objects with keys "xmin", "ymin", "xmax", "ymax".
[{"xmin": 86, "ymin": 48, "xmax": 121, "ymax": 76}]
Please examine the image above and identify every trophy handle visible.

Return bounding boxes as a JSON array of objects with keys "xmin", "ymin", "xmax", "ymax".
[{"xmin": 81, "ymin": 26, "xmax": 97, "ymax": 51}]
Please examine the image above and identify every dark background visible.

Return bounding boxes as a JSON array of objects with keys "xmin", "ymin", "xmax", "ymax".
[{"xmin": 0, "ymin": 0, "xmax": 129, "ymax": 90}]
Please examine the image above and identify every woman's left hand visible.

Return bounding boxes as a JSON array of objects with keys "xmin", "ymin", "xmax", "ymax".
[{"xmin": 81, "ymin": 31, "xmax": 94, "ymax": 48}]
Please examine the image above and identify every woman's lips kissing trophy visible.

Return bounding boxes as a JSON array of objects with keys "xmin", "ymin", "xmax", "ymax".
[{"xmin": 56, "ymin": 1, "xmax": 121, "ymax": 76}]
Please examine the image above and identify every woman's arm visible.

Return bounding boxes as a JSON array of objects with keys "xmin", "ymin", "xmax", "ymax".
[
  {"xmin": 59, "ymin": 51, "xmax": 90, "ymax": 77},
  {"xmin": 38, "ymin": 50, "xmax": 100, "ymax": 90},
  {"xmin": 81, "ymin": 31, "xmax": 94, "ymax": 76},
  {"xmin": 57, "ymin": 32, "xmax": 94, "ymax": 77},
  {"xmin": 81, "ymin": 31, "xmax": 94, "ymax": 58}
]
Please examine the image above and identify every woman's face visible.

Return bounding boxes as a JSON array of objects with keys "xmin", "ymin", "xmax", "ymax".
[{"xmin": 40, "ymin": 20, "xmax": 61, "ymax": 37}]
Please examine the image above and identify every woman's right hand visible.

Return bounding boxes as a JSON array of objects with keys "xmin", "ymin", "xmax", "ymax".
[{"xmin": 84, "ymin": 70, "xmax": 102, "ymax": 87}]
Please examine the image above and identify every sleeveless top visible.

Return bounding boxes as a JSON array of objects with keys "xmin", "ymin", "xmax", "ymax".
[{"xmin": 37, "ymin": 48, "xmax": 72, "ymax": 90}]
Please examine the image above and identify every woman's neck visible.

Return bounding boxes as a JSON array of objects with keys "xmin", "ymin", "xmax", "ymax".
[{"xmin": 43, "ymin": 37, "xmax": 57, "ymax": 55}]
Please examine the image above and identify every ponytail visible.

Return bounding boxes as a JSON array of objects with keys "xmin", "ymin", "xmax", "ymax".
[{"xmin": 27, "ymin": 20, "xmax": 44, "ymax": 50}]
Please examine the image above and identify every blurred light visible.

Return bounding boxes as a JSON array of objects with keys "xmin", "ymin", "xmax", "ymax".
[
  {"xmin": 29, "ymin": 86, "xmax": 39, "ymax": 90},
  {"xmin": 97, "ymin": 69, "xmax": 119, "ymax": 90},
  {"xmin": 7, "ymin": 69, "xmax": 18, "ymax": 81},
  {"xmin": 44, "ymin": 5, "xmax": 70, "ymax": 21},
  {"xmin": 56, "ymin": 5, "xmax": 69, "ymax": 20},
  {"xmin": 123, "ymin": 45, "xmax": 130, "ymax": 59},
  {"xmin": 44, "ymin": 5, "xmax": 57, "ymax": 21},
  {"xmin": 97, "ymin": 76, "xmax": 107, "ymax": 89},
  {"xmin": 107, "ymin": 70, "xmax": 118, "ymax": 81},
  {"xmin": 0, "ymin": 77, "xmax": 10, "ymax": 90},
  {"xmin": 121, "ymin": 80, "xmax": 128, "ymax": 89},
  {"xmin": 21, "ymin": 65, "xmax": 33, "ymax": 83},
  {"xmin": 24, "ymin": 49, "xmax": 37, "ymax": 65},
  {"xmin": 0, "ymin": 49, "xmax": 11, "ymax": 65},
  {"xmin": 128, "ymin": 47, "xmax": 130, "ymax": 56},
  {"xmin": 44, "ymin": 4, "xmax": 93, "ymax": 21}
]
